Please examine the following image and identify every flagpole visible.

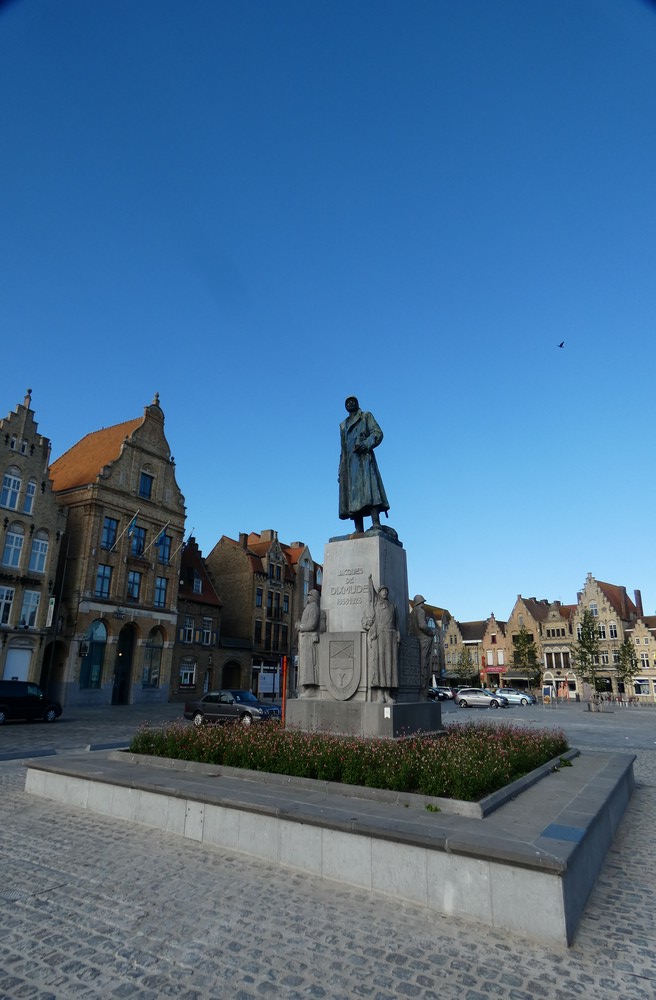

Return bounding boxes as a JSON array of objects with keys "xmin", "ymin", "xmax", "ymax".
[
  {"xmin": 141, "ymin": 521, "xmax": 171, "ymax": 559},
  {"xmin": 170, "ymin": 527, "xmax": 194, "ymax": 562},
  {"xmin": 110, "ymin": 509, "xmax": 140, "ymax": 553}
]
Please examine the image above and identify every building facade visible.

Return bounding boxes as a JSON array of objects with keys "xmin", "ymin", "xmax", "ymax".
[
  {"xmin": 0, "ymin": 391, "xmax": 67, "ymax": 687},
  {"xmin": 170, "ymin": 536, "xmax": 251, "ymax": 702},
  {"xmin": 206, "ymin": 530, "xmax": 322, "ymax": 698},
  {"xmin": 48, "ymin": 395, "xmax": 186, "ymax": 707}
]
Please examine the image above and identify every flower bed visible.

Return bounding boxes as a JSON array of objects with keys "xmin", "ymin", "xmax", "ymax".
[{"xmin": 129, "ymin": 720, "xmax": 569, "ymax": 802}]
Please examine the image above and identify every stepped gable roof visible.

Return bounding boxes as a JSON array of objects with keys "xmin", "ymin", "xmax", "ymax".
[
  {"xmin": 459, "ymin": 620, "xmax": 487, "ymax": 641},
  {"xmin": 179, "ymin": 537, "xmax": 222, "ymax": 608},
  {"xmin": 596, "ymin": 580, "xmax": 637, "ymax": 620},
  {"xmin": 49, "ymin": 417, "xmax": 142, "ymax": 491}
]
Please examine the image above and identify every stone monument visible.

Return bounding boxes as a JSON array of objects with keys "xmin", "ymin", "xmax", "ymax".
[{"xmin": 286, "ymin": 397, "xmax": 441, "ymax": 737}]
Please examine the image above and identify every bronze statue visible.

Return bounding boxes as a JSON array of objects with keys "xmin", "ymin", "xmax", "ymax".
[{"xmin": 338, "ymin": 396, "xmax": 389, "ymax": 534}]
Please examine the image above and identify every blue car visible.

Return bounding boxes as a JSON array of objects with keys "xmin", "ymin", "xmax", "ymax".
[{"xmin": 494, "ymin": 688, "xmax": 536, "ymax": 706}]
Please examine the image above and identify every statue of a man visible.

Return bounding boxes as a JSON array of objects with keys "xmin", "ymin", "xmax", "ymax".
[
  {"xmin": 338, "ymin": 396, "xmax": 389, "ymax": 534},
  {"xmin": 409, "ymin": 595, "xmax": 434, "ymax": 698},
  {"xmin": 295, "ymin": 589, "xmax": 321, "ymax": 697},
  {"xmin": 362, "ymin": 577, "xmax": 399, "ymax": 703}
]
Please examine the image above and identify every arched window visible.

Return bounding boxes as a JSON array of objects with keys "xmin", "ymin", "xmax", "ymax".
[
  {"xmin": 29, "ymin": 530, "xmax": 49, "ymax": 573},
  {"xmin": 1, "ymin": 466, "xmax": 21, "ymax": 510},
  {"xmin": 2, "ymin": 522, "xmax": 24, "ymax": 568},
  {"xmin": 142, "ymin": 627, "xmax": 163, "ymax": 688},
  {"xmin": 80, "ymin": 619, "xmax": 107, "ymax": 689},
  {"xmin": 23, "ymin": 478, "xmax": 37, "ymax": 514}
]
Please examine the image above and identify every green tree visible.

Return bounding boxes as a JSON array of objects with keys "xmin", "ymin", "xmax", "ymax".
[
  {"xmin": 452, "ymin": 647, "xmax": 478, "ymax": 685},
  {"xmin": 574, "ymin": 607, "xmax": 601, "ymax": 702},
  {"xmin": 615, "ymin": 636, "xmax": 639, "ymax": 694},
  {"xmin": 511, "ymin": 626, "xmax": 541, "ymax": 687}
]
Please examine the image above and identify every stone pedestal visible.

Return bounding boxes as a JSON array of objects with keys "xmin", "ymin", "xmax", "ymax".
[{"xmin": 287, "ymin": 530, "xmax": 440, "ymax": 738}]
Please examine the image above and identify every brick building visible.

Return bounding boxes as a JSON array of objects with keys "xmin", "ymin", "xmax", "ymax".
[
  {"xmin": 48, "ymin": 395, "xmax": 185, "ymax": 707},
  {"xmin": 0, "ymin": 391, "xmax": 67, "ymax": 687},
  {"xmin": 170, "ymin": 536, "xmax": 250, "ymax": 702}
]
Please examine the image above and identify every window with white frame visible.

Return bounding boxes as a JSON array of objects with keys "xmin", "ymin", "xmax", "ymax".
[
  {"xmin": 609, "ymin": 622, "xmax": 617, "ymax": 639},
  {"xmin": 2, "ymin": 523, "xmax": 24, "ymax": 568},
  {"xmin": 201, "ymin": 617, "xmax": 212, "ymax": 645},
  {"xmin": 1, "ymin": 468, "xmax": 21, "ymax": 510},
  {"xmin": 589, "ymin": 602, "xmax": 598, "ymax": 617},
  {"xmin": 179, "ymin": 657, "xmax": 196, "ymax": 687},
  {"xmin": 598, "ymin": 623, "xmax": 607, "ymax": 639},
  {"xmin": 641, "ymin": 652, "xmax": 650, "ymax": 670},
  {"xmin": 0, "ymin": 586, "xmax": 15, "ymax": 625},
  {"xmin": 23, "ymin": 478, "xmax": 36, "ymax": 515},
  {"xmin": 29, "ymin": 531, "xmax": 48, "ymax": 573},
  {"xmin": 183, "ymin": 615, "xmax": 194, "ymax": 642},
  {"xmin": 497, "ymin": 650, "xmax": 504, "ymax": 666},
  {"xmin": 19, "ymin": 590, "xmax": 40, "ymax": 627}
]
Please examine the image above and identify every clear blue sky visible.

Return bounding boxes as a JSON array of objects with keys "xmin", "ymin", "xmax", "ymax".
[{"xmin": 2, "ymin": 0, "xmax": 655, "ymax": 621}]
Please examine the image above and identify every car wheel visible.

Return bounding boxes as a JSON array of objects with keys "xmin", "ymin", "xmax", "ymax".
[
  {"xmin": 489, "ymin": 700, "xmax": 499, "ymax": 709},
  {"xmin": 43, "ymin": 707, "xmax": 58, "ymax": 723},
  {"xmin": 458, "ymin": 699, "xmax": 468, "ymax": 708},
  {"xmin": 240, "ymin": 713, "xmax": 253, "ymax": 726},
  {"xmin": 0, "ymin": 708, "xmax": 6, "ymax": 725},
  {"xmin": 520, "ymin": 697, "xmax": 528, "ymax": 706},
  {"xmin": 193, "ymin": 712, "xmax": 204, "ymax": 728}
]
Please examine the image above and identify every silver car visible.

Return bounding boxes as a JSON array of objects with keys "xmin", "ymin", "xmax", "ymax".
[
  {"xmin": 456, "ymin": 688, "xmax": 509, "ymax": 709},
  {"xmin": 494, "ymin": 687, "xmax": 536, "ymax": 706}
]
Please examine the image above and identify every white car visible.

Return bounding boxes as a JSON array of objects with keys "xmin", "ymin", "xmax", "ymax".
[{"xmin": 494, "ymin": 688, "xmax": 536, "ymax": 706}]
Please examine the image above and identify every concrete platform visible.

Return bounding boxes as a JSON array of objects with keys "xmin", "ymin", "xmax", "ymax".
[{"xmin": 24, "ymin": 746, "xmax": 635, "ymax": 947}]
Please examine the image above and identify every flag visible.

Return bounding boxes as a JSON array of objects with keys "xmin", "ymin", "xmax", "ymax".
[{"xmin": 127, "ymin": 514, "xmax": 138, "ymax": 537}]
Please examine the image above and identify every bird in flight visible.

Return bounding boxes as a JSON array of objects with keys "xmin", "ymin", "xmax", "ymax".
[{"xmin": 557, "ymin": 341, "xmax": 565, "ymax": 348}]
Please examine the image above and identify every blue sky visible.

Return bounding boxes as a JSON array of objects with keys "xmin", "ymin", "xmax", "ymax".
[{"xmin": 1, "ymin": 0, "xmax": 655, "ymax": 621}]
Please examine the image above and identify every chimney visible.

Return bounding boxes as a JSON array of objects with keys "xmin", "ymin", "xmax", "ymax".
[
  {"xmin": 635, "ymin": 589, "xmax": 644, "ymax": 618},
  {"xmin": 261, "ymin": 529, "xmax": 276, "ymax": 542},
  {"xmin": 239, "ymin": 533, "xmax": 248, "ymax": 548}
]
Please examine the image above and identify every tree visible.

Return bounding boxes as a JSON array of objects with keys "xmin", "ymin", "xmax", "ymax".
[
  {"xmin": 574, "ymin": 607, "xmax": 601, "ymax": 703},
  {"xmin": 615, "ymin": 637, "xmax": 639, "ymax": 694},
  {"xmin": 452, "ymin": 647, "xmax": 478, "ymax": 685},
  {"xmin": 511, "ymin": 626, "xmax": 541, "ymax": 687}
]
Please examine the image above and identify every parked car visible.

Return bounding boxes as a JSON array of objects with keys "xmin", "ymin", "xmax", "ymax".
[
  {"xmin": 183, "ymin": 690, "xmax": 281, "ymax": 727},
  {"xmin": 494, "ymin": 687, "xmax": 536, "ymax": 706},
  {"xmin": 0, "ymin": 680, "xmax": 62, "ymax": 724},
  {"xmin": 427, "ymin": 686, "xmax": 454, "ymax": 701},
  {"xmin": 456, "ymin": 688, "xmax": 509, "ymax": 709}
]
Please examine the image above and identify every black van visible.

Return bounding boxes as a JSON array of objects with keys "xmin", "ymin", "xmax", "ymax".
[{"xmin": 0, "ymin": 680, "xmax": 62, "ymax": 724}]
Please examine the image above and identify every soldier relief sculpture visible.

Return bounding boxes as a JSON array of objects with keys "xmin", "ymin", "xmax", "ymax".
[
  {"xmin": 295, "ymin": 589, "xmax": 321, "ymax": 698},
  {"xmin": 362, "ymin": 576, "xmax": 399, "ymax": 703}
]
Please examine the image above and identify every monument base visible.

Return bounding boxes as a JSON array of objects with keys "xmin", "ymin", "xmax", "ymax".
[{"xmin": 285, "ymin": 699, "xmax": 442, "ymax": 738}]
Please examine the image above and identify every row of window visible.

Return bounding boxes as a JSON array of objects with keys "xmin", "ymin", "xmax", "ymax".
[
  {"xmin": 95, "ymin": 564, "xmax": 169, "ymax": 607},
  {"xmin": 3, "ymin": 435, "xmax": 34, "ymax": 456},
  {"xmin": 254, "ymin": 619, "xmax": 289, "ymax": 650},
  {"xmin": 180, "ymin": 615, "xmax": 216, "ymax": 645},
  {"xmin": 2, "ymin": 525, "xmax": 49, "ymax": 573},
  {"xmin": 575, "ymin": 622, "xmax": 620, "ymax": 640},
  {"xmin": 101, "ymin": 515, "xmax": 172, "ymax": 563},
  {"xmin": 0, "ymin": 586, "xmax": 41, "ymax": 627},
  {"xmin": 255, "ymin": 588, "xmax": 290, "ymax": 614},
  {"xmin": 1, "ymin": 468, "xmax": 39, "ymax": 514}
]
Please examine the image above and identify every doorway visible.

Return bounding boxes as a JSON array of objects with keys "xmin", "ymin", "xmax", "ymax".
[{"xmin": 112, "ymin": 624, "xmax": 136, "ymax": 705}]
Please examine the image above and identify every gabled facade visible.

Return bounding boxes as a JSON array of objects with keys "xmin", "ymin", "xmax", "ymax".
[
  {"xmin": 48, "ymin": 395, "xmax": 185, "ymax": 706},
  {"xmin": 442, "ymin": 617, "xmax": 487, "ymax": 684},
  {"xmin": 624, "ymin": 615, "xmax": 656, "ymax": 700},
  {"xmin": 0, "ymin": 391, "xmax": 67, "ymax": 687},
  {"xmin": 170, "ymin": 536, "xmax": 250, "ymax": 702},
  {"xmin": 205, "ymin": 529, "xmax": 322, "ymax": 698},
  {"xmin": 479, "ymin": 613, "xmax": 508, "ymax": 689}
]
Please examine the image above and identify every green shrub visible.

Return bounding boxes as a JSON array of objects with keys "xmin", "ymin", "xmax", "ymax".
[{"xmin": 129, "ymin": 720, "xmax": 569, "ymax": 802}]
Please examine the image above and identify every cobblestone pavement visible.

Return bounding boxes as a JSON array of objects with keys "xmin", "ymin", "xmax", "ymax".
[{"xmin": 0, "ymin": 706, "xmax": 655, "ymax": 998}]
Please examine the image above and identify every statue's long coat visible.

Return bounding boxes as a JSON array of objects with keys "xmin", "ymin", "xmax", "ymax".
[{"xmin": 338, "ymin": 408, "xmax": 390, "ymax": 520}]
